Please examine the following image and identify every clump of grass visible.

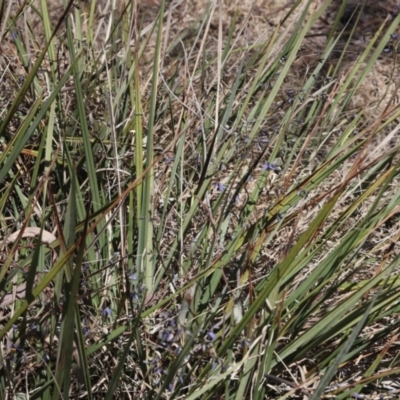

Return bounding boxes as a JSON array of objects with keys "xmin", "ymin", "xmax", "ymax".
[{"xmin": 1, "ymin": 0, "xmax": 400, "ymax": 399}]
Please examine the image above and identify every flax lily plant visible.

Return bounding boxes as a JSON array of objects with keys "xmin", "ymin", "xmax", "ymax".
[{"xmin": 1, "ymin": 0, "xmax": 400, "ymax": 399}]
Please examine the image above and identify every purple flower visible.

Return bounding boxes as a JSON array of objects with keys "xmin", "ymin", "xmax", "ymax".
[
  {"xmin": 160, "ymin": 330, "xmax": 175, "ymax": 343},
  {"xmin": 10, "ymin": 343, "xmax": 22, "ymax": 352},
  {"xmin": 213, "ymin": 182, "xmax": 226, "ymax": 192},
  {"xmin": 206, "ymin": 331, "xmax": 216, "ymax": 341},
  {"xmin": 131, "ymin": 292, "xmax": 139, "ymax": 301},
  {"xmin": 262, "ymin": 163, "xmax": 278, "ymax": 173},
  {"xmin": 129, "ymin": 273, "xmax": 137, "ymax": 281},
  {"xmin": 102, "ymin": 307, "xmax": 112, "ymax": 317}
]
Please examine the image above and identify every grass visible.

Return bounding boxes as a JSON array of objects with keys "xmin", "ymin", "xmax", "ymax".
[{"xmin": 1, "ymin": 0, "xmax": 400, "ymax": 398}]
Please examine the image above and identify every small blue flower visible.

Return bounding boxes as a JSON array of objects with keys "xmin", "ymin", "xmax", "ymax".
[
  {"xmin": 160, "ymin": 330, "xmax": 175, "ymax": 342},
  {"xmin": 206, "ymin": 331, "xmax": 216, "ymax": 341},
  {"xmin": 262, "ymin": 163, "xmax": 278, "ymax": 172},
  {"xmin": 10, "ymin": 343, "xmax": 23, "ymax": 352},
  {"xmin": 129, "ymin": 273, "xmax": 137, "ymax": 280},
  {"xmin": 102, "ymin": 307, "xmax": 112, "ymax": 317},
  {"xmin": 131, "ymin": 292, "xmax": 139, "ymax": 301},
  {"xmin": 213, "ymin": 182, "xmax": 226, "ymax": 192}
]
